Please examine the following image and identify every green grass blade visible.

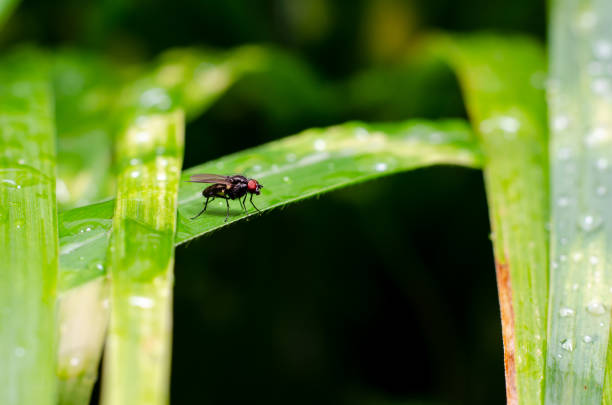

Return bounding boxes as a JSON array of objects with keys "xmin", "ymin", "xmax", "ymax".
[
  {"xmin": 57, "ymin": 278, "xmax": 109, "ymax": 405},
  {"xmin": 100, "ymin": 110, "xmax": 184, "ymax": 405},
  {"xmin": 546, "ymin": 0, "xmax": 612, "ymax": 402},
  {"xmin": 0, "ymin": 49, "xmax": 58, "ymax": 405},
  {"xmin": 53, "ymin": 51, "xmax": 125, "ymax": 210},
  {"xmin": 433, "ymin": 34, "xmax": 549, "ymax": 404},
  {"xmin": 58, "ymin": 118, "xmax": 481, "ymax": 292},
  {"xmin": 0, "ymin": 0, "xmax": 19, "ymax": 29}
]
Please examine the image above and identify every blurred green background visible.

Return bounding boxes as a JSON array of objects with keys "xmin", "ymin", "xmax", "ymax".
[{"xmin": 2, "ymin": 0, "xmax": 546, "ymax": 404}]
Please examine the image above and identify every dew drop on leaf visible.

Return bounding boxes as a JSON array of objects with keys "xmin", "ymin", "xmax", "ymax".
[
  {"xmin": 579, "ymin": 214, "xmax": 603, "ymax": 232},
  {"xmin": 596, "ymin": 158, "xmax": 608, "ymax": 170},
  {"xmin": 561, "ymin": 338, "xmax": 574, "ymax": 352},
  {"xmin": 557, "ymin": 196, "xmax": 570, "ymax": 207},
  {"xmin": 596, "ymin": 186, "xmax": 607, "ymax": 196},
  {"xmin": 594, "ymin": 40, "xmax": 612, "ymax": 59},
  {"xmin": 587, "ymin": 301, "xmax": 606, "ymax": 315}
]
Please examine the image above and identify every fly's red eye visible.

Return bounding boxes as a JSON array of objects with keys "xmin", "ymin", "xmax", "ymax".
[{"xmin": 247, "ymin": 180, "xmax": 257, "ymax": 191}]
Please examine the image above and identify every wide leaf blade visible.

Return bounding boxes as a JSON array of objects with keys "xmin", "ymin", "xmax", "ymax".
[{"xmin": 433, "ymin": 34, "xmax": 549, "ymax": 405}]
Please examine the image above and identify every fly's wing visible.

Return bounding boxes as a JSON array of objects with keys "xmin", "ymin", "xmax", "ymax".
[{"xmin": 188, "ymin": 174, "xmax": 232, "ymax": 185}]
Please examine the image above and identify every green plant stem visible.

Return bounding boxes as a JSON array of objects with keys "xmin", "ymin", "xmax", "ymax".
[
  {"xmin": 434, "ymin": 34, "xmax": 549, "ymax": 405},
  {"xmin": 0, "ymin": 50, "xmax": 58, "ymax": 405},
  {"xmin": 100, "ymin": 110, "xmax": 184, "ymax": 405}
]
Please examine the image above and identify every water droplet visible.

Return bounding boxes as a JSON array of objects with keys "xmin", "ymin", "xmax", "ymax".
[
  {"xmin": 597, "ymin": 186, "xmax": 607, "ymax": 196},
  {"xmin": 156, "ymin": 173, "xmax": 167, "ymax": 181},
  {"xmin": 595, "ymin": 40, "xmax": 612, "ymax": 59},
  {"xmin": 587, "ymin": 301, "xmax": 606, "ymax": 315},
  {"xmin": 578, "ymin": 10, "xmax": 597, "ymax": 31},
  {"xmin": 579, "ymin": 214, "xmax": 603, "ymax": 232},
  {"xmin": 314, "ymin": 139, "xmax": 326, "ymax": 151},
  {"xmin": 586, "ymin": 127, "xmax": 609, "ymax": 145},
  {"xmin": 128, "ymin": 296, "xmax": 155, "ymax": 309},
  {"xmin": 596, "ymin": 158, "xmax": 609, "ymax": 170},
  {"xmin": 69, "ymin": 357, "xmax": 81, "ymax": 367},
  {"xmin": 85, "ymin": 227, "xmax": 91, "ymax": 232},
  {"xmin": 592, "ymin": 78, "xmax": 610, "ymax": 94},
  {"xmin": 130, "ymin": 170, "xmax": 141, "ymax": 178},
  {"xmin": 557, "ymin": 196, "xmax": 570, "ymax": 207},
  {"xmin": 14, "ymin": 347, "xmax": 25, "ymax": 357},
  {"xmin": 572, "ymin": 283, "xmax": 579, "ymax": 291},
  {"xmin": 584, "ymin": 335, "xmax": 594, "ymax": 343},
  {"xmin": 560, "ymin": 307, "xmax": 575, "ymax": 317},
  {"xmin": 601, "ymin": 322, "xmax": 606, "ymax": 327},
  {"xmin": 134, "ymin": 131, "xmax": 150, "ymax": 143},
  {"xmin": 572, "ymin": 252, "xmax": 583, "ymax": 262},
  {"xmin": 102, "ymin": 299, "xmax": 109, "ymax": 309},
  {"xmin": 1, "ymin": 179, "xmax": 19, "ymax": 188},
  {"xmin": 139, "ymin": 87, "xmax": 172, "ymax": 110},
  {"xmin": 375, "ymin": 162, "xmax": 388, "ymax": 172},
  {"xmin": 429, "ymin": 132, "xmax": 444, "ymax": 143},
  {"xmin": 355, "ymin": 127, "xmax": 369, "ymax": 140},
  {"xmin": 129, "ymin": 158, "xmax": 141, "ymax": 166},
  {"xmin": 553, "ymin": 115, "xmax": 569, "ymax": 131},
  {"xmin": 557, "ymin": 353, "xmax": 563, "ymax": 359},
  {"xmin": 499, "ymin": 116, "xmax": 520, "ymax": 133},
  {"xmin": 282, "ymin": 176, "xmax": 290, "ymax": 183},
  {"xmin": 252, "ymin": 165, "xmax": 262, "ymax": 172},
  {"xmin": 561, "ymin": 338, "xmax": 574, "ymax": 352},
  {"xmin": 96, "ymin": 263, "xmax": 104, "ymax": 271},
  {"xmin": 551, "ymin": 261, "xmax": 559, "ymax": 269},
  {"xmin": 590, "ymin": 256, "xmax": 600, "ymax": 265}
]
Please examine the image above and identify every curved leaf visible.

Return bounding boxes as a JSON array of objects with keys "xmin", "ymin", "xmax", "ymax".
[{"xmin": 59, "ymin": 119, "xmax": 481, "ymax": 292}]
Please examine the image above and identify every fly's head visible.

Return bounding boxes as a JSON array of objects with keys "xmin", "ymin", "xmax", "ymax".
[{"xmin": 247, "ymin": 179, "xmax": 263, "ymax": 195}]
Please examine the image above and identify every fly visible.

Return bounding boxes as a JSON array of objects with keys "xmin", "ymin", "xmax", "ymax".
[{"xmin": 188, "ymin": 174, "xmax": 264, "ymax": 222}]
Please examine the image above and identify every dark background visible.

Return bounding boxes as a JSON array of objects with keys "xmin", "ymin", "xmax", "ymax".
[{"xmin": 4, "ymin": 0, "xmax": 546, "ymax": 403}]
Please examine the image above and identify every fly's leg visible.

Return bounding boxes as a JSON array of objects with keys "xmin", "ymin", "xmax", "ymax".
[
  {"xmin": 250, "ymin": 194, "xmax": 261, "ymax": 213},
  {"xmin": 242, "ymin": 195, "xmax": 248, "ymax": 213},
  {"xmin": 224, "ymin": 198, "xmax": 230, "ymax": 222},
  {"xmin": 191, "ymin": 197, "xmax": 211, "ymax": 219}
]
